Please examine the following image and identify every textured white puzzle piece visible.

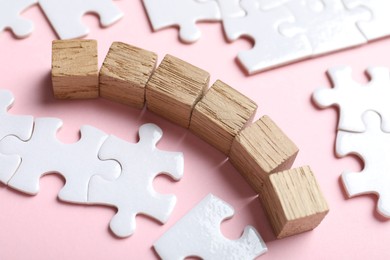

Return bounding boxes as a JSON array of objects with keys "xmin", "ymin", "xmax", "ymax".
[
  {"xmin": 38, "ymin": 0, "xmax": 123, "ymax": 39},
  {"xmin": 143, "ymin": 0, "xmax": 221, "ymax": 43},
  {"xmin": 88, "ymin": 123, "xmax": 184, "ymax": 238},
  {"xmin": 0, "ymin": 0, "xmax": 37, "ymax": 38},
  {"xmin": 0, "ymin": 117, "xmax": 120, "ymax": 204},
  {"xmin": 343, "ymin": 0, "xmax": 390, "ymax": 41},
  {"xmin": 336, "ymin": 111, "xmax": 390, "ymax": 217},
  {"xmin": 154, "ymin": 194, "xmax": 267, "ymax": 260},
  {"xmin": 313, "ymin": 66, "xmax": 390, "ymax": 132},
  {"xmin": 222, "ymin": 0, "xmax": 312, "ymax": 74}
]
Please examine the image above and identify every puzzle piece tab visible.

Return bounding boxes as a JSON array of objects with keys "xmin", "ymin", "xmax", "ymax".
[
  {"xmin": 0, "ymin": 117, "xmax": 120, "ymax": 204},
  {"xmin": 143, "ymin": 0, "xmax": 221, "ymax": 43},
  {"xmin": 0, "ymin": 0, "xmax": 37, "ymax": 38},
  {"xmin": 313, "ymin": 66, "xmax": 390, "ymax": 132},
  {"xmin": 88, "ymin": 123, "xmax": 184, "ymax": 237},
  {"xmin": 154, "ymin": 194, "xmax": 267, "ymax": 260},
  {"xmin": 336, "ymin": 111, "xmax": 390, "ymax": 217},
  {"xmin": 38, "ymin": 0, "xmax": 123, "ymax": 39}
]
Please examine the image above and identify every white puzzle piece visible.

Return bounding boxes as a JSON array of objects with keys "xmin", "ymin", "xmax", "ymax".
[
  {"xmin": 143, "ymin": 0, "xmax": 221, "ymax": 43},
  {"xmin": 222, "ymin": 0, "xmax": 312, "ymax": 74},
  {"xmin": 343, "ymin": 0, "xmax": 390, "ymax": 41},
  {"xmin": 336, "ymin": 111, "xmax": 390, "ymax": 217},
  {"xmin": 215, "ymin": 0, "xmax": 245, "ymax": 18},
  {"xmin": 38, "ymin": 0, "xmax": 123, "ymax": 39},
  {"xmin": 0, "ymin": 117, "xmax": 121, "ymax": 204},
  {"xmin": 313, "ymin": 66, "xmax": 390, "ymax": 132},
  {"xmin": 0, "ymin": 89, "xmax": 33, "ymax": 184},
  {"xmin": 88, "ymin": 123, "xmax": 184, "ymax": 238},
  {"xmin": 278, "ymin": 0, "xmax": 370, "ymax": 55},
  {"xmin": 154, "ymin": 194, "xmax": 267, "ymax": 260},
  {"xmin": 0, "ymin": 0, "xmax": 37, "ymax": 38}
]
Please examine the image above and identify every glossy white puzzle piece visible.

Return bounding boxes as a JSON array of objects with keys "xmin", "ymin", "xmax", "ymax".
[
  {"xmin": 343, "ymin": 0, "xmax": 390, "ymax": 41},
  {"xmin": 88, "ymin": 123, "xmax": 184, "ymax": 238},
  {"xmin": 0, "ymin": 0, "xmax": 37, "ymax": 38},
  {"xmin": 0, "ymin": 117, "xmax": 120, "ymax": 204},
  {"xmin": 143, "ymin": 0, "xmax": 221, "ymax": 43},
  {"xmin": 38, "ymin": 0, "xmax": 123, "ymax": 39},
  {"xmin": 223, "ymin": 0, "xmax": 312, "ymax": 74},
  {"xmin": 313, "ymin": 66, "xmax": 390, "ymax": 132},
  {"xmin": 336, "ymin": 111, "xmax": 390, "ymax": 217},
  {"xmin": 154, "ymin": 194, "xmax": 267, "ymax": 260}
]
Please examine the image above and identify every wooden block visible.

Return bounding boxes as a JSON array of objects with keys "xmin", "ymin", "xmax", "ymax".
[
  {"xmin": 189, "ymin": 80, "xmax": 257, "ymax": 154},
  {"xmin": 229, "ymin": 115, "xmax": 299, "ymax": 192},
  {"xmin": 146, "ymin": 54, "xmax": 210, "ymax": 128},
  {"xmin": 52, "ymin": 39, "xmax": 98, "ymax": 99},
  {"xmin": 99, "ymin": 42, "xmax": 157, "ymax": 109},
  {"xmin": 260, "ymin": 166, "xmax": 329, "ymax": 239}
]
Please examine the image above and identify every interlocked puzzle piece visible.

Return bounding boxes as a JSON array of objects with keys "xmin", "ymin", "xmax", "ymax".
[
  {"xmin": 143, "ymin": 0, "xmax": 221, "ymax": 43},
  {"xmin": 88, "ymin": 123, "xmax": 184, "ymax": 238},
  {"xmin": 223, "ymin": 0, "xmax": 312, "ymax": 74},
  {"xmin": 0, "ymin": 117, "xmax": 120, "ymax": 204},
  {"xmin": 279, "ymin": 0, "xmax": 370, "ymax": 55},
  {"xmin": 154, "ymin": 194, "xmax": 267, "ymax": 260},
  {"xmin": 38, "ymin": 0, "xmax": 123, "ymax": 39},
  {"xmin": 313, "ymin": 66, "xmax": 390, "ymax": 132},
  {"xmin": 0, "ymin": 89, "xmax": 33, "ymax": 184},
  {"xmin": 343, "ymin": 0, "xmax": 390, "ymax": 41},
  {"xmin": 336, "ymin": 111, "xmax": 390, "ymax": 217},
  {"xmin": 0, "ymin": 0, "xmax": 37, "ymax": 38}
]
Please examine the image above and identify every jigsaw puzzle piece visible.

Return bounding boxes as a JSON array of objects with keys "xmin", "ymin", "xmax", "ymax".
[
  {"xmin": 154, "ymin": 194, "xmax": 267, "ymax": 259},
  {"xmin": 336, "ymin": 111, "xmax": 390, "ymax": 217},
  {"xmin": 223, "ymin": 0, "xmax": 312, "ymax": 74},
  {"xmin": 38, "ymin": 0, "xmax": 123, "ymax": 39},
  {"xmin": 343, "ymin": 0, "xmax": 390, "ymax": 41},
  {"xmin": 0, "ymin": 0, "xmax": 37, "ymax": 38},
  {"xmin": 279, "ymin": 0, "xmax": 370, "ymax": 55},
  {"xmin": 0, "ymin": 117, "xmax": 120, "ymax": 203},
  {"xmin": 313, "ymin": 66, "xmax": 390, "ymax": 132},
  {"xmin": 88, "ymin": 123, "xmax": 184, "ymax": 237},
  {"xmin": 143, "ymin": 0, "xmax": 221, "ymax": 43}
]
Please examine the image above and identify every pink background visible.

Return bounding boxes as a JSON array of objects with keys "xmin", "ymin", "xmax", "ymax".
[{"xmin": 0, "ymin": 1, "xmax": 389, "ymax": 259}]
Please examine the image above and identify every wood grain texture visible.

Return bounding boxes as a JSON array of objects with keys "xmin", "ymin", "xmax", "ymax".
[
  {"xmin": 145, "ymin": 54, "xmax": 210, "ymax": 128},
  {"xmin": 99, "ymin": 42, "xmax": 157, "ymax": 108},
  {"xmin": 189, "ymin": 80, "xmax": 257, "ymax": 154},
  {"xmin": 52, "ymin": 40, "xmax": 98, "ymax": 99},
  {"xmin": 260, "ymin": 166, "xmax": 329, "ymax": 239},
  {"xmin": 229, "ymin": 115, "xmax": 299, "ymax": 192}
]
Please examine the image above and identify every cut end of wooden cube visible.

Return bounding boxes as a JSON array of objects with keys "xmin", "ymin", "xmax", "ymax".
[{"xmin": 260, "ymin": 166, "xmax": 329, "ymax": 239}]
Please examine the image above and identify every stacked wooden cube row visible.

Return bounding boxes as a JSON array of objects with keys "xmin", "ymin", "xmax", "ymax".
[{"xmin": 51, "ymin": 39, "xmax": 329, "ymax": 239}]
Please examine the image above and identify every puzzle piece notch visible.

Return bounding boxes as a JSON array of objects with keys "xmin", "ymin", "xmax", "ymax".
[
  {"xmin": 154, "ymin": 194, "xmax": 267, "ymax": 260},
  {"xmin": 38, "ymin": 0, "xmax": 123, "ymax": 39},
  {"xmin": 143, "ymin": 0, "xmax": 221, "ymax": 43},
  {"xmin": 336, "ymin": 111, "xmax": 390, "ymax": 217},
  {"xmin": 0, "ymin": 117, "xmax": 121, "ymax": 204},
  {"xmin": 88, "ymin": 123, "xmax": 184, "ymax": 237},
  {"xmin": 222, "ymin": 0, "xmax": 312, "ymax": 74},
  {"xmin": 313, "ymin": 66, "xmax": 390, "ymax": 132},
  {"xmin": 0, "ymin": 0, "xmax": 37, "ymax": 38}
]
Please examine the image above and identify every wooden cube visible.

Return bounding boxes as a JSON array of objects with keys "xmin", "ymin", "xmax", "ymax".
[
  {"xmin": 189, "ymin": 80, "xmax": 257, "ymax": 154},
  {"xmin": 146, "ymin": 54, "xmax": 210, "ymax": 128},
  {"xmin": 229, "ymin": 115, "xmax": 299, "ymax": 192},
  {"xmin": 52, "ymin": 39, "xmax": 98, "ymax": 99},
  {"xmin": 99, "ymin": 42, "xmax": 157, "ymax": 108},
  {"xmin": 260, "ymin": 166, "xmax": 329, "ymax": 239}
]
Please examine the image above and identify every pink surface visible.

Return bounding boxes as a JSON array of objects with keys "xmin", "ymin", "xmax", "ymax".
[{"xmin": 0, "ymin": 1, "xmax": 389, "ymax": 259}]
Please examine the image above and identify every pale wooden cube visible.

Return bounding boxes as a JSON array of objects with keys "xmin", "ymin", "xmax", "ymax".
[
  {"xmin": 189, "ymin": 80, "xmax": 257, "ymax": 154},
  {"xmin": 229, "ymin": 115, "xmax": 299, "ymax": 192},
  {"xmin": 99, "ymin": 42, "xmax": 157, "ymax": 109},
  {"xmin": 146, "ymin": 54, "xmax": 210, "ymax": 128},
  {"xmin": 260, "ymin": 166, "xmax": 329, "ymax": 239},
  {"xmin": 52, "ymin": 39, "xmax": 98, "ymax": 99}
]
